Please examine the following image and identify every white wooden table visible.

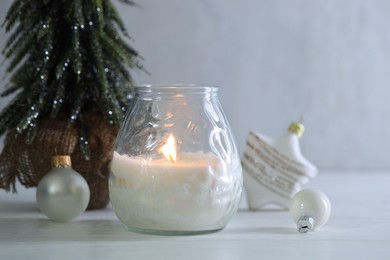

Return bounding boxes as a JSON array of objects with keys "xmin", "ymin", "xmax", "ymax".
[{"xmin": 1, "ymin": 172, "xmax": 389, "ymax": 260}]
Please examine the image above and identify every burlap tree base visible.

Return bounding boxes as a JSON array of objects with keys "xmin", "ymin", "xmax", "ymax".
[{"xmin": 0, "ymin": 112, "xmax": 118, "ymax": 210}]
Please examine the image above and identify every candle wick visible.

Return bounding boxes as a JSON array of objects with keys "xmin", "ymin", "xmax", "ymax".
[{"xmin": 167, "ymin": 154, "xmax": 175, "ymax": 163}]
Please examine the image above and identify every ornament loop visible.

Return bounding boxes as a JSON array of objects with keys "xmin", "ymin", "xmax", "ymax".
[{"xmin": 51, "ymin": 155, "xmax": 71, "ymax": 168}]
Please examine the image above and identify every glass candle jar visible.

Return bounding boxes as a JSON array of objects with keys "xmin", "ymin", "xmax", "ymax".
[{"xmin": 109, "ymin": 84, "xmax": 242, "ymax": 235}]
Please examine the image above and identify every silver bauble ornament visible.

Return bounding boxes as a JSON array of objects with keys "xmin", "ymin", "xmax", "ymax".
[{"xmin": 36, "ymin": 155, "xmax": 90, "ymax": 222}]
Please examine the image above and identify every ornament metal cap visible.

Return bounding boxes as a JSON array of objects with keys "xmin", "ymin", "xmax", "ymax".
[
  {"xmin": 297, "ymin": 215, "xmax": 314, "ymax": 233},
  {"xmin": 51, "ymin": 155, "xmax": 71, "ymax": 168},
  {"xmin": 288, "ymin": 122, "xmax": 305, "ymax": 138}
]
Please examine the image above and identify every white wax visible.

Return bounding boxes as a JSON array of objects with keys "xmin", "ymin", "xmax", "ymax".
[{"xmin": 109, "ymin": 151, "xmax": 242, "ymax": 232}]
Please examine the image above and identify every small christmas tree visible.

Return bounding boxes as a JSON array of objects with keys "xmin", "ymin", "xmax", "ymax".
[{"xmin": 0, "ymin": 0, "xmax": 144, "ymax": 209}]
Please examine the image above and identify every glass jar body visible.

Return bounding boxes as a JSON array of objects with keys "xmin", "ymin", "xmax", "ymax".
[{"xmin": 109, "ymin": 85, "xmax": 242, "ymax": 235}]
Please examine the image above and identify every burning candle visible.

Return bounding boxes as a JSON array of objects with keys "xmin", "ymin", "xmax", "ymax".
[
  {"xmin": 161, "ymin": 134, "xmax": 177, "ymax": 163},
  {"xmin": 109, "ymin": 134, "xmax": 242, "ymax": 234},
  {"xmin": 109, "ymin": 85, "xmax": 242, "ymax": 235}
]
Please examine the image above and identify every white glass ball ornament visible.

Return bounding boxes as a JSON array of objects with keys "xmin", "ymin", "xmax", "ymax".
[
  {"xmin": 36, "ymin": 156, "xmax": 90, "ymax": 222},
  {"xmin": 290, "ymin": 189, "xmax": 331, "ymax": 233}
]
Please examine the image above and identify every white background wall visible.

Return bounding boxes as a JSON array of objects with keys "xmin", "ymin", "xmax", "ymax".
[{"xmin": 1, "ymin": 0, "xmax": 390, "ymax": 171}]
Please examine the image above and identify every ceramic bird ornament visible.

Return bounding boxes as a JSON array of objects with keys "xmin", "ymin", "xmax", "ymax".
[{"xmin": 242, "ymin": 121, "xmax": 318, "ymax": 210}]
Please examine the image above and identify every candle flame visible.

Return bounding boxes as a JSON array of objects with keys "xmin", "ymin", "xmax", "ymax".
[{"xmin": 161, "ymin": 134, "xmax": 177, "ymax": 163}]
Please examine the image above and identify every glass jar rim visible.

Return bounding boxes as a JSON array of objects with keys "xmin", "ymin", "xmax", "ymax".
[{"xmin": 134, "ymin": 84, "xmax": 219, "ymax": 93}]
